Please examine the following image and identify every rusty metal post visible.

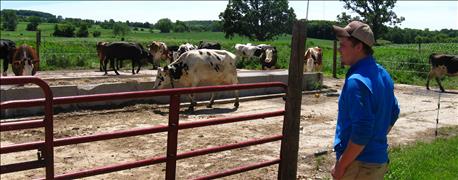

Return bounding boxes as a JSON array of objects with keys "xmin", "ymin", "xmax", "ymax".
[
  {"xmin": 278, "ymin": 21, "xmax": 306, "ymax": 180},
  {"xmin": 166, "ymin": 94, "xmax": 180, "ymax": 180},
  {"xmin": 333, "ymin": 40, "xmax": 337, "ymax": 78}
]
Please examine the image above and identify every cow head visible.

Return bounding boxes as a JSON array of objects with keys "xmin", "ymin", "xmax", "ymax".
[
  {"xmin": 12, "ymin": 45, "xmax": 38, "ymax": 76},
  {"xmin": 154, "ymin": 66, "xmax": 172, "ymax": 89},
  {"xmin": 263, "ymin": 47, "xmax": 277, "ymax": 63},
  {"xmin": 147, "ymin": 41, "xmax": 168, "ymax": 63}
]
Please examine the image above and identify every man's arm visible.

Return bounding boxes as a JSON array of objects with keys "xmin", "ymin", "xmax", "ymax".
[{"xmin": 332, "ymin": 140, "xmax": 365, "ymax": 179}]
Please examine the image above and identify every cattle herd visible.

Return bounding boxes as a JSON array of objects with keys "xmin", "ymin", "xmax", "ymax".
[{"xmin": 1, "ymin": 38, "xmax": 457, "ymax": 94}]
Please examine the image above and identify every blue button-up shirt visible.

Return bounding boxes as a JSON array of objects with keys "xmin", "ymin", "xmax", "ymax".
[{"xmin": 334, "ymin": 55, "xmax": 400, "ymax": 164}]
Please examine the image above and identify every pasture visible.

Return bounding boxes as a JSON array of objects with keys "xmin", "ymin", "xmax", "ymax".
[{"xmin": 1, "ymin": 22, "xmax": 456, "ymax": 90}]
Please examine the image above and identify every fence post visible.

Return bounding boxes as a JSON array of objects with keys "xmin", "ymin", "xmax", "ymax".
[
  {"xmin": 333, "ymin": 40, "xmax": 337, "ymax": 78},
  {"xmin": 36, "ymin": 30, "xmax": 41, "ymax": 70},
  {"xmin": 278, "ymin": 21, "xmax": 306, "ymax": 180},
  {"xmin": 418, "ymin": 42, "xmax": 421, "ymax": 54},
  {"xmin": 165, "ymin": 94, "xmax": 180, "ymax": 180}
]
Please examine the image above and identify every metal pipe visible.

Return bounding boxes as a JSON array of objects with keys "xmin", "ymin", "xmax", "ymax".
[
  {"xmin": 0, "ymin": 119, "xmax": 44, "ymax": 132},
  {"xmin": 193, "ymin": 159, "xmax": 280, "ymax": 180}
]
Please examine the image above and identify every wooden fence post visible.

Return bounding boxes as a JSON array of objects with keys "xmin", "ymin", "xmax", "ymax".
[
  {"xmin": 278, "ymin": 20, "xmax": 306, "ymax": 180},
  {"xmin": 333, "ymin": 40, "xmax": 337, "ymax": 78},
  {"xmin": 36, "ymin": 30, "xmax": 41, "ymax": 70}
]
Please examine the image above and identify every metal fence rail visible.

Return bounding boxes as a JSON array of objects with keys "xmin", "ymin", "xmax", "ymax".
[{"xmin": 0, "ymin": 76, "xmax": 287, "ymax": 179}]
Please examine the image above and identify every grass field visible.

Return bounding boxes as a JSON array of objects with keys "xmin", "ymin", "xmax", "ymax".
[
  {"xmin": 1, "ymin": 22, "xmax": 457, "ymax": 89},
  {"xmin": 386, "ymin": 126, "xmax": 458, "ymax": 179}
]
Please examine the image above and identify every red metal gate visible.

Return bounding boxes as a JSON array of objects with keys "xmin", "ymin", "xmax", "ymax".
[{"xmin": 1, "ymin": 76, "xmax": 287, "ymax": 179}]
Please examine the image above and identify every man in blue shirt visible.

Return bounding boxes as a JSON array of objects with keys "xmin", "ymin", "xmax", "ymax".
[{"xmin": 331, "ymin": 21, "xmax": 400, "ymax": 180}]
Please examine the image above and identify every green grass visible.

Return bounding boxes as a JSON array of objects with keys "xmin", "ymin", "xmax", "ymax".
[
  {"xmin": 386, "ymin": 128, "xmax": 458, "ymax": 179},
  {"xmin": 1, "ymin": 22, "xmax": 456, "ymax": 90}
]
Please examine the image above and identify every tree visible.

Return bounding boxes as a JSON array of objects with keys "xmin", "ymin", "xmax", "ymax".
[
  {"xmin": 26, "ymin": 16, "xmax": 42, "ymax": 31},
  {"xmin": 155, "ymin": 18, "xmax": 173, "ymax": 33},
  {"xmin": 339, "ymin": 0, "xmax": 405, "ymax": 41},
  {"xmin": 2, "ymin": 10, "xmax": 18, "ymax": 31},
  {"xmin": 173, "ymin": 20, "xmax": 189, "ymax": 32},
  {"xmin": 219, "ymin": 0, "xmax": 296, "ymax": 41},
  {"xmin": 113, "ymin": 23, "xmax": 130, "ymax": 37},
  {"xmin": 76, "ymin": 24, "xmax": 89, "ymax": 37}
]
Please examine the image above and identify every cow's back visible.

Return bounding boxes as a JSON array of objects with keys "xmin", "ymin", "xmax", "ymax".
[
  {"xmin": 0, "ymin": 39, "xmax": 16, "ymax": 59},
  {"xmin": 175, "ymin": 49, "xmax": 237, "ymax": 84},
  {"xmin": 430, "ymin": 54, "xmax": 458, "ymax": 74},
  {"xmin": 105, "ymin": 42, "xmax": 143, "ymax": 59}
]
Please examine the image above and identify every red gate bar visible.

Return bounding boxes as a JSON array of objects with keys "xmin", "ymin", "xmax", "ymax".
[
  {"xmin": 177, "ymin": 135, "xmax": 282, "ymax": 160},
  {"xmin": 48, "ymin": 155, "xmax": 168, "ymax": 180},
  {"xmin": 178, "ymin": 110, "xmax": 285, "ymax": 130},
  {"xmin": 1, "ymin": 125, "xmax": 169, "ymax": 154},
  {"xmin": 193, "ymin": 159, "xmax": 280, "ymax": 180},
  {"xmin": 0, "ymin": 160, "xmax": 45, "ymax": 174},
  {"xmin": 0, "ymin": 119, "xmax": 44, "ymax": 131}
]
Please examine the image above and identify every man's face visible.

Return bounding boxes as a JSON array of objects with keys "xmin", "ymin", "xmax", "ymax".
[{"xmin": 337, "ymin": 37, "xmax": 360, "ymax": 66}]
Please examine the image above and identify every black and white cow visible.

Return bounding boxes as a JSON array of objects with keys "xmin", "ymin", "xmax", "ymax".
[
  {"xmin": 197, "ymin": 41, "xmax": 221, "ymax": 50},
  {"xmin": 234, "ymin": 43, "xmax": 263, "ymax": 60},
  {"xmin": 257, "ymin": 44, "xmax": 277, "ymax": 70},
  {"xmin": 1, "ymin": 39, "xmax": 17, "ymax": 76},
  {"xmin": 102, "ymin": 42, "xmax": 154, "ymax": 75},
  {"xmin": 426, "ymin": 53, "xmax": 458, "ymax": 92},
  {"xmin": 154, "ymin": 49, "xmax": 239, "ymax": 111},
  {"xmin": 174, "ymin": 43, "xmax": 197, "ymax": 61}
]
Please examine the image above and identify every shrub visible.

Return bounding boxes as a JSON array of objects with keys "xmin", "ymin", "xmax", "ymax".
[
  {"xmin": 53, "ymin": 23, "xmax": 75, "ymax": 37},
  {"xmin": 92, "ymin": 30, "xmax": 101, "ymax": 37}
]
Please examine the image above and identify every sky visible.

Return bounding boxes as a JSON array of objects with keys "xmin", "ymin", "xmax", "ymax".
[{"xmin": 1, "ymin": 1, "xmax": 457, "ymax": 31}]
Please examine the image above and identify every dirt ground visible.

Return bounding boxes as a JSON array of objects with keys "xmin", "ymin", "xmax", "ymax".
[{"xmin": 1, "ymin": 73, "xmax": 457, "ymax": 180}]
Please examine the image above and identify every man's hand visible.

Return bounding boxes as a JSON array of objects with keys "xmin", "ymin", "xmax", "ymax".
[{"xmin": 331, "ymin": 162, "xmax": 346, "ymax": 180}]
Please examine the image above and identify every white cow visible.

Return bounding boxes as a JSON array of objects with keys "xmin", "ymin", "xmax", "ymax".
[
  {"xmin": 154, "ymin": 49, "xmax": 239, "ymax": 111},
  {"xmin": 234, "ymin": 43, "xmax": 263, "ymax": 60}
]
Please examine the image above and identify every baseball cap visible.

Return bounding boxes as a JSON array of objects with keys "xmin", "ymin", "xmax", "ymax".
[{"xmin": 333, "ymin": 21, "xmax": 375, "ymax": 47}]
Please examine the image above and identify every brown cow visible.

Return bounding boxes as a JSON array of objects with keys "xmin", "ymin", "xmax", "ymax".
[
  {"xmin": 304, "ymin": 47, "xmax": 323, "ymax": 72},
  {"xmin": 96, "ymin": 41, "xmax": 109, "ymax": 71},
  {"xmin": 147, "ymin": 41, "xmax": 171, "ymax": 67},
  {"xmin": 11, "ymin": 44, "xmax": 39, "ymax": 76},
  {"xmin": 426, "ymin": 53, "xmax": 458, "ymax": 92}
]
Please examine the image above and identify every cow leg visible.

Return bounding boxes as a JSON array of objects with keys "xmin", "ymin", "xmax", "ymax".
[
  {"xmin": 2, "ymin": 57, "xmax": 9, "ymax": 76},
  {"xmin": 188, "ymin": 94, "xmax": 197, "ymax": 112},
  {"xmin": 231, "ymin": 78, "xmax": 240, "ymax": 108},
  {"xmin": 426, "ymin": 72, "xmax": 433, "ymax": 90},
  {"xmin": 435, "ymin": 77, "xmax": 445, "ymax": 92},
  {"xmin": 135, "ymin": 59, "xmax": 141, "ymax": 74},
  {"xmin": 207, "ymin": 93, "xmax": 215, "ymax": 108},
  {"xmin": 113, "ymin": 59, "xmax": 120, "ymax": 75},
  {"xmin": 103, "ymin": 57, "xmax": 109, "ymax": 75}
]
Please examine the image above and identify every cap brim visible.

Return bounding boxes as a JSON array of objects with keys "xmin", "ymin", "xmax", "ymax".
[{"xmin": 332, "ymin": 25, "xmax": 350, "ymax": 37}]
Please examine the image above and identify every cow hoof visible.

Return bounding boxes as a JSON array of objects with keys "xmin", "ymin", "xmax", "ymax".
[
  {"xmin": 2, "ymin": 72, "xmax": 7, "ymax": 76},
  {"xmin": 234, "ymin": 102, "xmax": 239, "ymax": 108},
  {"xmin": 187, "ymin": 106, "xmax": 195, "ymax": 112}
]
